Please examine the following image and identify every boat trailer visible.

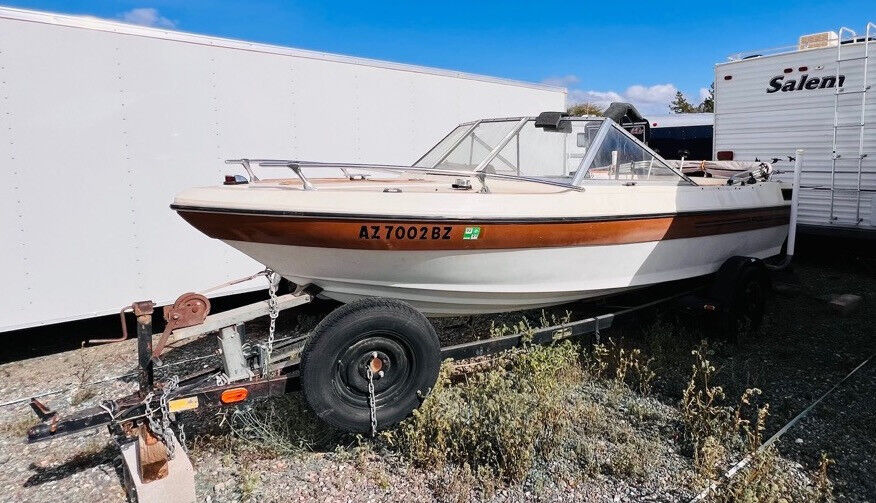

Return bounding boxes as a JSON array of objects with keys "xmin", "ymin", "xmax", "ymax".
[
  {"xmin": 23, "ymin": 257, "xmax": 774, "ymax": 502},
  {"xmin": 19, "ymin": 151, "xmax": 803, "ymax": 502}
]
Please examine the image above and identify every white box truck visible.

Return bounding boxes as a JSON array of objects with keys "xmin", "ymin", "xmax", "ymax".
[
  {"xmin": 0, "ymin": 6, "xmax": 565, "ymax": 332},
  {"xmin": 713, "ymin": 24, "xmax": 874, "ymax": 237}
]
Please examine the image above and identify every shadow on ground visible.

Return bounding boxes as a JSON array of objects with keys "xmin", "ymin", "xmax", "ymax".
[{"xmin": 24, "ymin": 442, "xmax": 117, "ymax": 487}]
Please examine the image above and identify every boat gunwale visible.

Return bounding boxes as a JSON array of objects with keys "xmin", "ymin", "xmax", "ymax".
[{"xmin": 170, "ymin": 203, "xmax": 791, "ymax": 224}]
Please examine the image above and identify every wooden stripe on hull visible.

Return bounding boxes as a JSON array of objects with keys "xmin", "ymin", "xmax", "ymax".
[{"xmin": 174, "ymin": 206, "xmax": 790, "ymax": 251}]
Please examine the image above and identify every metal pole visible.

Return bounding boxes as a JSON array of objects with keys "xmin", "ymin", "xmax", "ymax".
[
  {"xmin": 474, "ymin": 118, "xmax": 529, "ymax": 172},
  {"xmin": 430, "ymin": 121, "xmax": 480, "ymax": 169},
  {"xmin": 787, "ymin": 149, "xmax": 803, "ymax": 258},
  {"xmin": 611, "ymin": 150, "xmax": 619, "ymax": 179},
  {"xmin": 765, "ymin": 149, "xmax": 802, "ymax": 271},
  {"xmin": 854, "ymin": 23, "xmax": 873, "ymax": 224},
  {"xmin": 134, "ymin": 302, "xmax": 156, "ymax": 394}
]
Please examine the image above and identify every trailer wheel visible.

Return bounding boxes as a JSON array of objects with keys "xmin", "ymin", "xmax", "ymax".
[
  {"xmin": 299, "ymin": 298, "xmax": 440, "ymax": 433},
  {"xmin": 718, "ymin": 265, "xmax": 768, "ymax": 340}
]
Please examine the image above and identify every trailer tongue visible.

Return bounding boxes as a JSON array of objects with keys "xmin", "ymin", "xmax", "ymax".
[{"xmin": 27, "ymin": 284, "xmax": 314, "ymax": 444}]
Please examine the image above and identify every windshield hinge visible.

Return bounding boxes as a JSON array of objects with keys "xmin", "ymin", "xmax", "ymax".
[{"xmin": 475, "ymin": 172, "xmax": 490, "ymax": 193}]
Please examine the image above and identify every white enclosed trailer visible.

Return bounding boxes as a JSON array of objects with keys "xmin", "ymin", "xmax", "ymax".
[
  {"xmin": 714, "ymin": 24, "xmax": 874, "ymax": 236},
  {"xmin": 0, "ymin": 6, "xmax": 565, "ymax": 332}
]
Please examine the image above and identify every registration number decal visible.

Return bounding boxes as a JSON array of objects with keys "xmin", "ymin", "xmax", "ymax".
[
  {"xmin": 358, "ymin": 225, "xmax": 453, "ymax": 240},
  {"xmin": 462, "ymin": 226, "xmax": 481, "ymax": 240}
]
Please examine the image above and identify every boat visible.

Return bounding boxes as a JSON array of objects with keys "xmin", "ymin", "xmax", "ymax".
[{"xmin": 171, "ymin": 113, "xmax": 790, "ymax": 316}]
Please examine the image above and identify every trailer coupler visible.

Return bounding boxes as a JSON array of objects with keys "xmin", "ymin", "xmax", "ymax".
[{"xmin": 27, "ymin": 394, "xmax": 141, "ymax": 443}]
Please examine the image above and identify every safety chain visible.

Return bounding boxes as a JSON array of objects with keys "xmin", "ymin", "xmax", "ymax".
[
  {"xmin": 159, "ymin": 375, "xmax": 179, "ymax": 458},
  {"xmin": 366, "ymin": 364, "xmax": 378, "ymax": 438},
  {"xmin": 177, "ymin": 421, "xmax": 187, "ymax": 453},
  {"xmin": 263, "ymin": 269, "xmax": 280, "ymax": 378},
  {"xmin": 142, "ymin": 375, "xmax": 180, "ymax": 458}
]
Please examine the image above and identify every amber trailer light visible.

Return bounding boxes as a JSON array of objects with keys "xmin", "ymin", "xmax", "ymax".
[
  {"xmin": 168, "ymin": 396, "xmax": 200, "ymax": 413},
  {"xmin": 220, "ymin": 388, "xmax": 249, "ymax": 404}
]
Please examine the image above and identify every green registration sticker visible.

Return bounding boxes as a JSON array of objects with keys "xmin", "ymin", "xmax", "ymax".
[{"xmin": 463, "ymin": 226, "xmax": 481, "ymax": 240}]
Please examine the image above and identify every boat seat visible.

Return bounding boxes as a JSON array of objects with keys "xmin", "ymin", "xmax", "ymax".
[{"xmin": 691, "ymin": 177, "xmax": 730, "ymax": 186}]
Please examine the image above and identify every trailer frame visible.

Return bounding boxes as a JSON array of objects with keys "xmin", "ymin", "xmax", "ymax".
[{"xmin": 25, "ymin": 276, "xmax": 723, "ymax": 446}]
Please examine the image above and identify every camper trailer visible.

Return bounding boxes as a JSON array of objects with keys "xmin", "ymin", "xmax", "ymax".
[
  {"xmin": 605, "ymin": 103, "xmax": 714, "ymax": 161},
  {"xmin": 646, "ymin": 113, "xmax": 714, "ymax": 161},
  {"xmin": 714, "ymin": 24, "xmax": 874, "ymax": 236}
]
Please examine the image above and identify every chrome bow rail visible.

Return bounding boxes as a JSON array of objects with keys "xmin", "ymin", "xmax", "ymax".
[{"xmin": 225, "ymin": 159, "xmax": 584, "ymax": 192}]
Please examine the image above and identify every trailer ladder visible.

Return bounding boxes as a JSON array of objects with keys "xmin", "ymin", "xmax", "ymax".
[{"xmin": 829, "ymin": 23, "xmax": 874, "ymax": 225}]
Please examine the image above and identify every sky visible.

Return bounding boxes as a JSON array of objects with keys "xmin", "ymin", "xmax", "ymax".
[{"xmin": 5, "ymin": 1, "xmax": 875, "ymax": 115}]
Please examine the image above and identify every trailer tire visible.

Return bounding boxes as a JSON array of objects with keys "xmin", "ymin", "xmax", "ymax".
[{"xmin": 300, "ymin": 297, "xmax": 440, "ymax": 433}]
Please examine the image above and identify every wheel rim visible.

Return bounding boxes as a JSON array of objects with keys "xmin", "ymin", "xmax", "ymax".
[{"xmin": 332, "ymin": 330, "xmax": 417, "ymax": 408}]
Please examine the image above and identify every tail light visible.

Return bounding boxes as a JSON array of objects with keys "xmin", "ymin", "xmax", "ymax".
[
  {"xmin": 716, "ymin": 151, "xmax": 734, "ymax": 161},
  {"xmin": 220, "ymin": 388, "xmax": 249, "ymax": 404}
]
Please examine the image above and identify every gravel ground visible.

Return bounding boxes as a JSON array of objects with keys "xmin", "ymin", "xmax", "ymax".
[{"xmin": 0, "ymin": 237, "xmax": 872, "ymax": 502}]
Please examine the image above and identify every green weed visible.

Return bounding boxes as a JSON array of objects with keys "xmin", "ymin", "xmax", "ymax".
[{"xmin": 387, "ymin": 341, "xmax": 580, "ymax": 483}]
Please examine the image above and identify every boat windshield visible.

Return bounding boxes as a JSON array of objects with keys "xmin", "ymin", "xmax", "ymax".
[
  {"xmin": 413, "ymin": 117, "xmax": 688, "ymax": 186},
  {"xmin": 574, "ymin": 123, "xmax": 687, "ymax": 184}
]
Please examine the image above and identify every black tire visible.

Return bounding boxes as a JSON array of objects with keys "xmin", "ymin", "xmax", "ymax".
[
  {"xmin": 299, "ymin": 298, "xmax": 440, "ymax": 433},
  {"xmin": 718, "ymin": 266, "xmax": 768, "ymax": 341}
]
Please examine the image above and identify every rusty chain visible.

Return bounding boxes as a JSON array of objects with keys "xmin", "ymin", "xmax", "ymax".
[{"xmin": 262, "ymin": 270, "xmax": 280, "ymax": 378}]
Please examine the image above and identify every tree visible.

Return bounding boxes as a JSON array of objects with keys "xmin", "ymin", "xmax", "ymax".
[
  {"xmin": 669, "ymin": 91, "xmax": 697, "ymax": 113},
  {"xmin": 567, "ymin": 102, "xmax": 604, "ymax": 117},
  {"xmin": 697, "ymin": 82, "xmax": 714, "ymax": 113},
  {"xmin": 670, "ymin": 83, "xmax": 714, "ymax": 113}
]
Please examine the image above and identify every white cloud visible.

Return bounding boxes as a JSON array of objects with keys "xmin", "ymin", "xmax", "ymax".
[
  {"xmin": 625, "ymin": 83, "xmax": 678, "ymax": 106},
  {"xmin": 556, "ymin": 75, "xmax": 696, "ymax": 116},
  {"xmin": 118, "ymin": 8, "xmax": 176, "ymax": 28},
  {"xmin": 541, "ymin": 75, "xmax": 581, "ymax": 88},
  {"xmin": 569, "ymin": 89, "xmax": 624, "ymax": 105},
  {"xmin": 699, "ymin": 87, "xmax": 711, "ymax": 101}
]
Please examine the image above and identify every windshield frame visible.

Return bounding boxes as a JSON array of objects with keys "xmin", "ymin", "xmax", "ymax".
[
  {"xmin": 413, "ymin": 116, "xmax": 692, "ymax": 188},
  {"xmin": 570, "ymin": 119, "xmax": 693, "ymax": 186}
]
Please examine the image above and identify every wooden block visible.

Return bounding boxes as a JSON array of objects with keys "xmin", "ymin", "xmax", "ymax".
[
  {"xmin": 137, "ymin": 424, "xmax": 168, "ymax": 482},
  {"xmin": 122, "ymin": 429, "xmax": 195, "ymax": 503}
]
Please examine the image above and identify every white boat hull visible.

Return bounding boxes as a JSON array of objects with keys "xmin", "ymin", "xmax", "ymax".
[
  {"xmin": 223, "ymin": 225, "xmax": 786, "ymax": 315},
  {"xmin": 174, "ymin": 170, "xmax": 791, "ymax": 317}
]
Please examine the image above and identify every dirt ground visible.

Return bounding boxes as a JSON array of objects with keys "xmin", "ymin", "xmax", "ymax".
[{"xmin": 0, "ymin": 234, "xmax": 872, "ymax": 502}]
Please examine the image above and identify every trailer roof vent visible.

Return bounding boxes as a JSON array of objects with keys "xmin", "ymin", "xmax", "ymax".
[{"xmin": 798, "ymin": 31, "xmax": 838, "ymax": 51}]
